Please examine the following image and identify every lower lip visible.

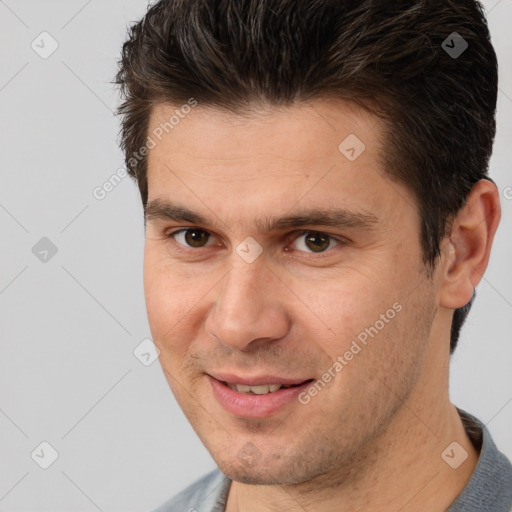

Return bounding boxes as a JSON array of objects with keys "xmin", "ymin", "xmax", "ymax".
[{"xmin": 208, "ymin": 375, "xmax": 313, "ymax": 418}]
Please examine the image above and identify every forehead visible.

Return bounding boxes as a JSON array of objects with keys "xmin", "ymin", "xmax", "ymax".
[
  {"xmin": 147, "ymin": 99, "xmax": 379, "ymax": 166},
  {"xmin": 145, "ymin": 99, "xmax": 415, "ymax": 228}
]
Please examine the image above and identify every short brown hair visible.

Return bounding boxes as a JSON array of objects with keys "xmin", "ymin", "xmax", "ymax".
[{"xmin": 115, "ymin": 0, "xmax": 498, "ymax": 353}]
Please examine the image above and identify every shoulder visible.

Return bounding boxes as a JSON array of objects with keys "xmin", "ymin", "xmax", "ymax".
[
  {"xmin": 152, "ymin": 468, "xmax": 231, "ymax": 512},
  {"xmin": 448, "ymin": 409, "xmax": 512, "ymax": 512}
]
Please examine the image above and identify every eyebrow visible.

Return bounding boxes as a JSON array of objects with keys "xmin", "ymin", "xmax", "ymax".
[{"xmin": 145, "ymin": 199, "xmax": 379, "ymax": 232}]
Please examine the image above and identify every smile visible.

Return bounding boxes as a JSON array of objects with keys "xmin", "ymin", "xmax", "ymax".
[{"xmin": 208, "ymin": 375, "xmax": 315, "ymax": 418}]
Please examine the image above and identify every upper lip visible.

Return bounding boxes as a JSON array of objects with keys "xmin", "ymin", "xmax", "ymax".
[{"xmin": 208, "ymin": 372, "xmax": 313, "ymax": 386}]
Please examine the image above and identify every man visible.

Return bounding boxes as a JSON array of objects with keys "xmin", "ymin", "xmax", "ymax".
[{"xmin": 115, "ymin": 0, "xmax": 512, "ymax": 510}]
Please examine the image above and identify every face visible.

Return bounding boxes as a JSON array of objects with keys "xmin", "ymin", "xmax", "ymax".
[{"xmin": 144, "ymin": 99, "xmax": 438, "ymax": 486}]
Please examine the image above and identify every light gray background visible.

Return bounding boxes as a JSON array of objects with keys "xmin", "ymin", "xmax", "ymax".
[{"xmin": 0, "ymin": 1, "xmax": 510, "ymax": 510}]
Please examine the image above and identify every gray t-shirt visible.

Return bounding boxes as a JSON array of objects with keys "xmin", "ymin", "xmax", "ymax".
[{"xmin": 154, "ymin": 410, "xmax": 512, "ymax": 512}]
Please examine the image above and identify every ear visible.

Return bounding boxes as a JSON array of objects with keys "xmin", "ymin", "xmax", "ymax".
[{"xmin": 438, "ymin": 179, "xmax": 501, "ymax": 309}]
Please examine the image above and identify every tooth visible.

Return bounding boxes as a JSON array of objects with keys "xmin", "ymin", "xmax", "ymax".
[
  {"xmin": 250, "ymin": 385, "xmax": 271, "ymax": 394},
  {"xmin": 230, "ymin": 383, "xmax": 287, "ymax": 394}
]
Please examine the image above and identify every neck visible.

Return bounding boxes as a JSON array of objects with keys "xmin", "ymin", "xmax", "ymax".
[{"xmin": 225, "ymin": 354, "xmax": 478, "ymax": 512}]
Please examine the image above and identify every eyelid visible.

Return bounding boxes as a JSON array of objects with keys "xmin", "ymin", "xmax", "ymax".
[
  {"xmin": 287, "ymin": 230, "xmax": 346, "ymax": 254},
  {"xmin": 166, "ymin": 227, "xmax": 221, "ymax": 248}
]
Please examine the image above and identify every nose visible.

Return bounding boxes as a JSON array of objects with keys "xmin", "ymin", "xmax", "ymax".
[{"xmin": 205, "ymin": 259, "xmax": 291, "ymax": 351}]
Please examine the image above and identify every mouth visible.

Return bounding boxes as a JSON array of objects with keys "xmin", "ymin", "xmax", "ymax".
[
  {"xmin": 222, "ymin": 381, "xmax": 313, "ymax": 395},
  {"xmin": 208, "ymin": 375, "xmax": 315, "ymax": 418}
]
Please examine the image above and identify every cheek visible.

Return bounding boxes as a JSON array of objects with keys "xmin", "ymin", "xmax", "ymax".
[
  {"xmin": 144, "ymin": 251, "xmax": 193, "ymax": 343},
  {"xmin": 290, "ymin": 270, "xmax": 397, "ymax": 351},
  {"xmin": 143, "ymin": 247, "xmax": 222, "ymax": 354},
  {"xmin": 290, "ymin": 261, "xmax": 426, "ymax": 396}
]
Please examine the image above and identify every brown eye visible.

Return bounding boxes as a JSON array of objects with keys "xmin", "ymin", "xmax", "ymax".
[
  {"xmin": 292, "ymin": 231, "xmax": 338, "ymax": 253},
  {"xmin": 172, "ymin": 228, "xmax": 213, "ymax": 248},
  {"xmin": 305, "ymin": 232, "xmax": 330, "ymax": 252},
  {"xmin": 185, "ymin": 229, "xmax": 210, "ymax": 247}
]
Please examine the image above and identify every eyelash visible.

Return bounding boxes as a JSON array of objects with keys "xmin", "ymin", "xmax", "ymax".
[{"xmin": 165, "ymin": 228, "xmax": 345, "ymax": 256}]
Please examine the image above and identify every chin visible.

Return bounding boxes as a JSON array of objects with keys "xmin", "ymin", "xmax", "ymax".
[{"xmin": 217, "ymin": 457, "xmax": 309, "ymax": 486}]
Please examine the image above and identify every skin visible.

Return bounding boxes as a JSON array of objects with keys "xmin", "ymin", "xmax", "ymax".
[{"xmin": 143, "ymin": 99, "xmax": 501, "ymax": 511}]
